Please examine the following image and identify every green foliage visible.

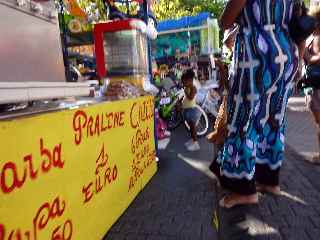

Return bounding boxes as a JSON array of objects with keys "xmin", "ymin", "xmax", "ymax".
[
  {"xmin": 153, "ymin": 0, "xmax": 226, "ymax": 21},
  {"xmin": 304, "ymin": 0, "xmax": 310, "ymax": 7},
  {"xmin": 115, "ymin": 1, "xmax": 139, "ymax": 15}
]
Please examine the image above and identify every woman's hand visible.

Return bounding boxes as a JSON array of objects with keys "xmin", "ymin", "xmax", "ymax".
[
  {"xmin": 304, "ymin": 38, "xmax": 320, "ymax": 65},
  {"xmin": 214, "ymin": 58, "xmax": 225, "ymax": 70},
  {"xmin": 309, "ymin": 54, "xmax": 320, "ymax": 65},
  {"xmin": 214, "ymin": 58, "xmax": 228, "ymax": 89},
  {"xmin": 298, "ymin": 40, "xmax": 306, "ymax": 61},
  {"xmin": 220, "ymin": 0, "xmax": 247, "ymax": 31}
]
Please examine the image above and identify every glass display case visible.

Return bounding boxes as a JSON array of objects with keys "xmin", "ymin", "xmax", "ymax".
[
  {"xmin": 103, "ymin": 29, "xmax": 148, "ymax": 76},
  {"xmin": 94, "ymin": 19, "xmax": 149, "ymax": 88}
]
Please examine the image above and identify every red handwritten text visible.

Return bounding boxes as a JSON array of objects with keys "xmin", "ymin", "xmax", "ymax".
[
  {"xmin": 128, "ymin": 127, "xmax": 156, "ymax": 192},
  {"xmin": 128, "ymin": 147, "xmax": 156, "ymax": 192},
  {"xmin": 32, "ymin": 196, "xmax": 66, "ymax": 239},
  {"xmin": 0, "ymin": 139, "xmax": 63, "ymax": 195},
  {"xmin": 51, "ymin": 219, "xmax": 72, "ymax": 240},
  {"xmin": 82, "ymin": 143, "xmax": 118, "ymax": 204},
  {"xmin": 0, "ymin": 224, "xmax": 4, "ymax": 240},
  {"xmin": 73, "ymin": 110, "xmax": 125, "ymax": 146},
  {"xmin": 131, "ymin": 127, "xmax": 151, "ymax": 154},
  {"xmin": 0, "ymin": 196, "xmax": 73, "ymax": 240},
  {"xmin": 130, "ymin": 99, "xmax": 154, "ymax": 129}
]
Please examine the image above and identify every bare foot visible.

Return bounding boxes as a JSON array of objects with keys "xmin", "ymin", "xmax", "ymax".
[
  {"xmin": 219, "ymin": 192, "xmax": 258, "ymax": 208},
  {"xmin": 256, "ymin": 183, "xmax": 281, "ymax": 195}
]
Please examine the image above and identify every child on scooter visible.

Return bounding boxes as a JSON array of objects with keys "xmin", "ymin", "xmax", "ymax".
[{"xmin": 181, "ymin": 69, "xmax": 201, "ymax": 151}]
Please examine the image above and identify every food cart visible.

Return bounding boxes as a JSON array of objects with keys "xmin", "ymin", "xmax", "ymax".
[{"xmin": 0, "ymin": 1, "xmax": 157, "ymax": 239}]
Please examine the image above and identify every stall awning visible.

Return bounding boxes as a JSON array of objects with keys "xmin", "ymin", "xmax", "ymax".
[{"xmin": 157, "ymin": 12, "xmax": 211, "ymax": 32}]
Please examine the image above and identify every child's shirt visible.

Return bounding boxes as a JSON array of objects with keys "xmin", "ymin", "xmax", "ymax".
[{"xmin": 182, "ymin": 86, "xmax": 197, "ymax": 109}]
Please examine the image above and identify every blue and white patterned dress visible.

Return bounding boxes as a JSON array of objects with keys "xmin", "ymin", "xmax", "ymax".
[{"xmin": 215, "ymin": 0, "xmax": 299, "ymax": 194}]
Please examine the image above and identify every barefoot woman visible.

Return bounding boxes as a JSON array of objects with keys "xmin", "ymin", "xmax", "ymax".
[{"xmin": 212, "ymin": 0, "xmax": 300, "ymax": 208}]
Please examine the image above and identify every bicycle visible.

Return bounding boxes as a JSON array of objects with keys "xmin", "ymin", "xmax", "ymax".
[
  {"xmin": 156, "ymin": 84, "xmax": 209, "ymax": 137},
  {"xmin": 196, "ymin": 80, "xmax": 221, "ymax": 119}
]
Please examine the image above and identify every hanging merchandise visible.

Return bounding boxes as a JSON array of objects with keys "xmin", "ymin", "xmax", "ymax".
[
  {"xmin": 1, "ymin": 2, "xmax": 158, "ymax": 239},
  {"xmin": 60, "ymin": 0, "xmax": 108, "ymax": 35},
  {"xmin": 64, "ymin": 0, "xmax": 87, "ymax": 19}
]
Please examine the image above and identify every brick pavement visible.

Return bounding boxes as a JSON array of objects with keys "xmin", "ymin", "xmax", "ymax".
[
  {"xmin": 104, "ymin": 128, "xmax": 219, "ymax": 240},
  {"xmin": 218, "ymin": 96, "xmax": 320, "ymax": 240},
  {"xmin": 286, "ymin": 96, "xmax": 320, "ymax": 193},
  {"xmin": 286, "ymin": 96, "xmax": 318, "ymax": 160},
  {"xmin": 218, "ymin": 145, "xmax": 320, "ymax": 240},
  {"xmin": 104, "ymin": 96, "xmax": 320, "ymax": 240}
]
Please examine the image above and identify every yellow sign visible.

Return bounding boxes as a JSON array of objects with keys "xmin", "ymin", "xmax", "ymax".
[{"xmin": 0, "ymin": 96, "xmax": 157, "ymax": 240}]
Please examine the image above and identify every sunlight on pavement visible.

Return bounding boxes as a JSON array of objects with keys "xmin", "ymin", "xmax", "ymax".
[
  {"xmin": 288, "ymin": 96, "xmax": 308, "ymax": 112},
  {"xmin": 300, "ymin": 151, "xmax": 317, "ymax": 158},
  {"xmin": 288, "ymin": 96, "xmax": 306, "ymax": 104},
  {"xmin": 279, "ymin": 191, "xmax": 307, "ymax": 205},
  {"xmin": 178, "ymin": 153, "xmax": 216, "ymax": 179},
  {"xmin": 158, "ymin": 138, "xmax": 171, "ymax": 150},
  {"xmin": 247, "ymin": 217, "xmax": 279, "ymax": 236}
]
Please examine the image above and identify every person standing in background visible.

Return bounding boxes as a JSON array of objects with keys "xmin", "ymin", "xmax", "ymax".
[
  {"xmin": 304, "ymin": 7, "xmax": 320, "ymax": 164},
  {"xmin": 181, "ymin": 69, "xmax": 201, "ymax": 151}
]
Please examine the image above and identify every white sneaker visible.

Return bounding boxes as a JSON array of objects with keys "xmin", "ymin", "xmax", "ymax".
[
  {"xmin": 187, "ymin": 141, "xmax": 200, "ymax": 151},
  {"xmin": 184, "ymin": 139, "xmax": 193, "ymax": 147}
]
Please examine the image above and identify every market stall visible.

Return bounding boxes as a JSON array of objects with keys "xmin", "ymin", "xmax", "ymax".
[
  {"xmin": 57, "ymin": 0, "xmax": 157, "ymax": 82},
  {"xmin": 0, "ymin": 97, "xmax": 157, "ymax": 240},
  {"xmin": 153, "ymin": 12, "xmax": 220, "ymax": 83},
  {"xmin": 0, "ymin": 0, "xmax": 91, "ymax": 103},
  {"xmin": 0, "ymin": 1, "xmax": 157, "ymax": 239}
]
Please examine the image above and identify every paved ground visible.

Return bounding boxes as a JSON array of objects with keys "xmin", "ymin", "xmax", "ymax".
[
  {"xmin": 286, "ymin": 96, "xmax": 320, "ymax": 193},
  {"xmin": 218, "ymin": 96, "xmax": 320, "ymax": 240},
  {"xmin": 218, "ymin": 145, "xmax": 320, "ymax": 240},
  {"xmin": 104, "ymin": 96, "xmax": 320, "ymax": 240},
  {"xmin": 105, "ymin": 126, "xmax": 219, "ymax": 240}
]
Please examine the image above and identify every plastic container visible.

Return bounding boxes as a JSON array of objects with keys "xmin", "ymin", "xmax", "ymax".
[
  {"xmin": 103, "ymin": 29, "xmax": 148, "ymax": 76},
  {"xmin": 94, "ymin": 20, "xmax": 150, "ymax": 88}
]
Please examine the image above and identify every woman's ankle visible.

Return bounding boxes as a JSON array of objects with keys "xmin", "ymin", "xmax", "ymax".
[
  {"xmin": 256, "ymin": 183, "xmax": 281, "ymax": 194},
  {"xmin": 227, "ymin": 192, "xmax": 258, "ymax": 202}
]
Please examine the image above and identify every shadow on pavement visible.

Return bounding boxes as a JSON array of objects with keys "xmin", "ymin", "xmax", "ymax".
[
  {"xmin": 217, "ymin": 145, "xmax": 320, "ymax": 240},
  {"xmin": 105, "ymin": 124, "xmax": 320, "ymax": 240},
  {"xmin": 104, "ymin": 126, "xmax": 219, "ymax": 240}
]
